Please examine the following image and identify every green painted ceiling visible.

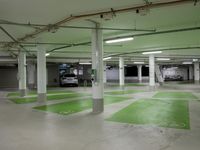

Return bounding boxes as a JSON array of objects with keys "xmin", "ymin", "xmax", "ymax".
[{"xmin": 0, "ymin": 0, "xmax": 200, "ymax": 63}]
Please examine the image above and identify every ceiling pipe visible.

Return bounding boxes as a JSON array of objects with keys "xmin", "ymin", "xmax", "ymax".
[
  {"xmin": 0, "ymin": 41, "xmax": 122, "ymax": 46},
  {"xmin": 0, "ymin": 21, "xmax": 155, "ymax": 32},
  {"xmin": 0, "ymin": 41, "xmax": 72, "ymax": 46},
  {"xmin": 0, "ymin": 26, "xmax": 33, "ymax": 57},
  {"xmin": 3, "ymin": 0, "xmax": 194, "ymax": 50}
]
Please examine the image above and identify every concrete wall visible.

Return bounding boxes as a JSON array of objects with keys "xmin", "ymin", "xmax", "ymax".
[
  {"xmin": 107, "ymin": 67, "xmax": 119, "ymax": 81},
  {"xmin": 47, "ymin": 64, "xmax": 59, "ymax": 86},
  {"xmin": 0, "ymin": 66, "xmax": 18, "ymax": 88},
  {"xmin": 82, "ymin": 65, "xmax": 91, "ymax": 80},
  {"xmin": 106, "ymin": 67, "xmax": 149, "ymax": 82},
  {"xmin": 162, "ymin": 66, "xmax": 188, "ymax": 80},
  {"xmin": 0, "ymin": 64, "xmax": 60, "ymax": 88}
]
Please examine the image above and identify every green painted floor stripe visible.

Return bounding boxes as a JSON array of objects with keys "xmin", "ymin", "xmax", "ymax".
[
  {"xmin": 125, "ymin": 83, "xmax": 146, "ymax": 86},
  {"xmin": 105, "ymin": 89, "xmax": 143, "ymax": 95},
  {"xmin": 10, "ymin": 93, "xmax": 90, "ymax": 104},
  {"xmin": 153, "ymin": 92, "xmax": 198, "ymax": 100},
  {"xmin": 33, "ymin": 96, "xmax": 131, "ymax": 115},
  {"xmin": 7, "ymin": 90, "xmax": 76, "ymax": 98},
  {"xmin": 107, "ymin": 99, "xmax": 190, "ymax": 129}
]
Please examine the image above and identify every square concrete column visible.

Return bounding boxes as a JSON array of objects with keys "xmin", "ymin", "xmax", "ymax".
[
  {"xmin": 137, "ymin": 65, "xmax": 142, "ymax": 82},
  {"xmin": 189, "ymin": 65, "xmax": 193, "ymax": 80},
  {"xmin": 37, "ymin": 48, "xmax": 47, "ymax": 102},
  {"xmin": 27, "ymin": 61, "xmax": 36, "ymax": 89},
  {"xmin": 194, "ymin": 62, "xmax": 199, "ymax": 83},
  {"xmin": 91, "ymin": 23, "xmax": 104, "ymax": 114},
  {"xmin": 103, "ymin": 62, "xmax": 107, "ymax": 83},
  {"xmin": 119, "ymin": 57, "xmax": 125, "ymax": 86},
  {"xmin": 149, "ymin": 55, "xmax": 155, "ymax": 88},
  {"xmin": 18, "ymin": 51, "xmax": 27, "ymax": 97}
]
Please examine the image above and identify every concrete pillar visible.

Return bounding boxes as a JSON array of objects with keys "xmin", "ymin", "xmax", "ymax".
[
  {"xmin": 27, "ymin": 62, "xmax": 35, "ymax": 89},
  {"xmin": 91, "ymin": 23, "xmax": 104, "ymax": 114},
  {"xmin": 137, "ymin": 65, "xmax": 142, "ymax": 82},
  {"xmin": 189, "ymin": 65, "xmax": 193, "ymax": 80},
  {"xmin": 37, "ymin": 48, "xmax": 47, "ymax": 102},
  {"xmin": 149, "ymin": 55, "xmax": 155, "ymax": 88},
  {"xmin": 103, "ymin": 62, "xmax": 107, "ymax": 83},
  {"xmin": 46, "ymin": 68, "xmax": 48, "ymax": 86},
  {"xmin": 18, "ymin": 51, "xmax": 27, "ymax": 97},
  {"xmin": 119, "ymin": 57, "xmax": 125, "ymax": 86},
  {"xmin": 194, "ymin": 62, "xmax": 199, "ymax": 83}
]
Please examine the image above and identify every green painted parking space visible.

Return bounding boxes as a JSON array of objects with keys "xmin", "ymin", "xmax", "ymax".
[
  {"xmin": 7, "ymin": 91, "xmax": 37, "ymax": 97},
  {"xmin": 33, "ymin": 96, "xmax": 131, "ymax": 115},
  {"xmin": 125, "ymin": 83, "xmax": 146, "ymax": 86},
  {"xmin": 7, "ymin": 90, "xmax": 76, "ymax": 98},
  {"xmin": 105, "ymin": 89, "xmax": 144, "ymax": 95},
  {"xmin": 107, "ymin": 99, "xmax": 190, "ymax": 129},
  {"xmin": 153, "ymin": 92, "xmax": 198, "ymax": 100},
  {"xmin": 10, "ymin": 93, "xmax": 90, "ymax": 104}
]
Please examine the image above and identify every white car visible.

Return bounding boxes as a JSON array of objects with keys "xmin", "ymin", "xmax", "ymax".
[{"xmin": 60, "ymin": 74, "xmax": 78, "ymax": 86}]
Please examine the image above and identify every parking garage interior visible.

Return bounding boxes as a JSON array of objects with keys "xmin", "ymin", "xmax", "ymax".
[{"xmin": 0, "ymin": 0, "xmax": 200, "ymax": 150}]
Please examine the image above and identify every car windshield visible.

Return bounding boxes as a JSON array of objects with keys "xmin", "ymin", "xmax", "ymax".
[{"xmin": 64, "ymin": 74, "xmax": 76, "ymax": 77}]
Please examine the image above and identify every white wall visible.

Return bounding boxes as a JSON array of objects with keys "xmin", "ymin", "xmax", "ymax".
[
  {"xmin": 106, "ymin": 67, "xmax": 149, "ymax": 82},
  {"xmin": 0, "ymin": 66, "xmax": 18, "ymax": 88},
  {"xmin": 107, "ymin": 67, "xmax": 119, "ymax": 81},
  {"xmin": 162, "ymin": 67, "xmax": 188, "ymax": 80}
]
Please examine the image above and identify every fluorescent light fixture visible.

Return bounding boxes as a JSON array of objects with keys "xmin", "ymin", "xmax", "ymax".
[
  {"xmin": 45, "ymin": 53, "xmax": 50, "ymax": 56},
  {"xmin": 193, "ymin": 59, "xmax": 198, "ymax": 62},
  {"xmin": 105, "ymin": 37, "xmax": 134, "ymax": 44},
  {"xmin": 182, "ymin": 62, "xmax": 192, "ymax": 64},
  {"xmin": 171, "ymin": 67, "xmax": 178, "ymax": 69},
  {"xmin": 134, "ymin": 62, "xmax": 145, "ymax": 64},
  {"xmin": 142, "ymin": 51, "xmax": 162, "ymax": 55},
  {"xmin": 103, "ymin": 57, "xmax": 112, "ymax": 61},
  {"xmin": 156, "ymin": 58, "xmax": 170, "ymax": 61},
  {"xmin": 79, "ymin": 62, "xmax": 91, "ymax": 65}
]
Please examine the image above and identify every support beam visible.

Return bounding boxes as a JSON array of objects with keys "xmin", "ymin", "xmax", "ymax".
[
  {"xmin": 119, "ymin": 57, "xmax": 125, "ymax": 86},
  {"xmin": 91, "ymin": 23, "xmax": 104, "ymax": 114},
  {"xmin": 27, "ymin": 61, "xmax": 36, "ymax": 89},
  {"xmin": 18, "ymin": 51, "xmax": 27, "ymax": 97},
  {"xmin": 194, "ymin": 62, "xmax": 199, "ymax": 83},
  {"xmin": 37, "ymin": 47, "xmax": 47, "ymax": 102},
  {"xmin": 103, "ymin": 62, "xmax": 107, "ymax": 83},
  {"xmin": 155, "ymin": 64, "xmax": 164, "ymax": 84},
  {"xmin": 137, "ymin": 65, "xmax": 142, "ymax": 82},
  {"xmin": 189, "ymin": 65, "xmax": 194, "ymax": 80},
  {"xmin": 149, "ymin": 55, "xmax": 155, "ymax": 88}
]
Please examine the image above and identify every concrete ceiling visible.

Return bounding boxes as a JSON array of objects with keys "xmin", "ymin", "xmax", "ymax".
[{"xmin": 0, "ymin": 0, "xmax": 200, "ymax": 64}]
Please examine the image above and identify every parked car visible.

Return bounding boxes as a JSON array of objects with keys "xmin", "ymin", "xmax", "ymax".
[
  {"xmin": 164, "ymin": 75, "xmax": 183, "ymax": 81},
  {"xmin": 60, "ymin": 74, "xmax": 78, "ymax": 86}
]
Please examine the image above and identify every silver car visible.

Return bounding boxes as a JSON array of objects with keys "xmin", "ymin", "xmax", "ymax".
[{"xmin": 60, "ymin": 74, "xmax": 78, "ymax": 86}]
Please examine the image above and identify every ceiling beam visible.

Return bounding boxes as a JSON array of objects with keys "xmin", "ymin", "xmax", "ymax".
[
  {"xmin": 108, "ymin": 46, "xmax": 200, "ymax": 57},
  {"xmin": 0, "ymin": 21, "xmax": 155, "ymax": 32},
  {"xmin": 0, "ymin": 26, "xmax": 34, "ymax": 57},
  {"xmin": 2, "ymin": 0, "xmax": 194, "ymax": 51},
  {"xmin": 47, "ymin": 26, "xmax": 200, "ymax": 53}
]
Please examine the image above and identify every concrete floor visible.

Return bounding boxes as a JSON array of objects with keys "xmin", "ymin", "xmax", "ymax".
[{"xmin": 0, "ymin": 83, "xmax": 200, "ymax": 150}]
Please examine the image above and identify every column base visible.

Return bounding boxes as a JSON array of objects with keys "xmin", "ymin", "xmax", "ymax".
[
  {"xmin": 28, "ymin": 84, "xmax": 35, "ymax": 89},
  {"xmin": 149, "ymin": 85, "xmax": 156, "ymax": 91},
  {"xmin": 19, "ymin": 89, "xmax": 26, "ymax": 97},
  {"xmin": 194, "ymin": 80, "xmax": 199, "ymax": 84},
  {"xmin": 92, "ymin": 98, "xmax": 104, "ymax": 114},
  {"xmin": 119, "ymin": 85, "xmax": 125, "ymax": 90},
  {"xmin": 37, "ymin": 93, "xmax": 47, "ymax": 103}
]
